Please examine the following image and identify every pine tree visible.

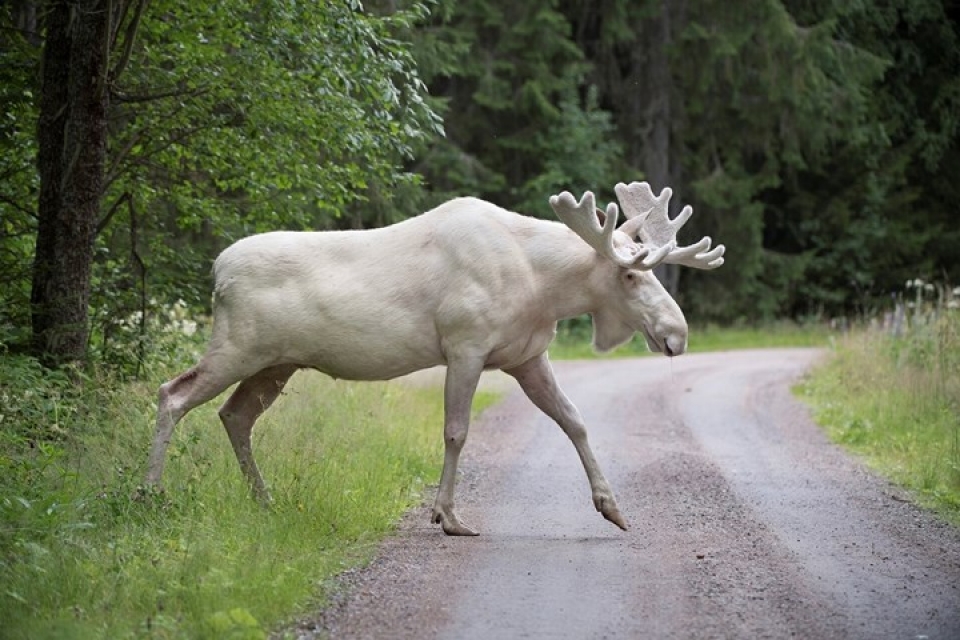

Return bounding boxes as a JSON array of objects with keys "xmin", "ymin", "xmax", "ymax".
[{"xmin": 414, "ymin": 0, "xmax": 623, "ymax": 217}]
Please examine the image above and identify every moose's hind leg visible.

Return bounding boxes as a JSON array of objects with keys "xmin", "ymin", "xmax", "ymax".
[
  {"xmin": 218, "ymin": 364, "xmax": 298, "ymax": 504},
  {"xmin": 147, "ymin": 362, "xmax": 241, "ymax": 487}
]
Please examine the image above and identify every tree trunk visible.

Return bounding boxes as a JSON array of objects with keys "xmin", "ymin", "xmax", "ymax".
[
  {"xmin": 636, "ymin": 1, "xmax": 671, "ymax": 194},
  {"xmin": 634, "ymin": 0, "xmax": 680, "ymax": 294},
  {"xmin": 31, "ymin": 0, "xmax": 109, "ymax": 366}
]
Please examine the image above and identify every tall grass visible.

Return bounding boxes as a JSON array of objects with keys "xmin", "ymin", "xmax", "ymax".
[
  {"xmin": 798, "ymin": 292, "xmax": 960, "ymax": 523},
  {"xmin": 0, "ymin": 356, "xmax": 496, "ymax": 639}
]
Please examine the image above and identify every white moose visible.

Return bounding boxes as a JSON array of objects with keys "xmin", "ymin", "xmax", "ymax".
[{"xmin": 145, "ymin": 181, "xmax": 724, "ymax": 536}]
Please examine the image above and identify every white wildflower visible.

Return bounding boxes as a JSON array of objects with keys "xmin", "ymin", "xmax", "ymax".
[{"xmin": 122, "ymin": 310, "xmax": 143, "ymax": 328}]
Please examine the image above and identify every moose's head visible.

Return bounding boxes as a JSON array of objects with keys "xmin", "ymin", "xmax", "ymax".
[{"xmin": 549, "ymin": 182, "xmax": 725, "ymax": 357}]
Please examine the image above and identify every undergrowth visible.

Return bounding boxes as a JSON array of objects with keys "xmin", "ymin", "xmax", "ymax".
[
  {"xmin": 798, "ymin": 285, "xmax": 960, "ymax": 523},
  {"xmin": 0, "ymin": 340, "xmax": 497, "ymax": 639}
]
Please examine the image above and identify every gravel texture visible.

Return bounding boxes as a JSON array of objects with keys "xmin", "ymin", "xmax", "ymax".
[{"xmin": 284, "ymin": 349, "xmax": 960, "ymax": 640}]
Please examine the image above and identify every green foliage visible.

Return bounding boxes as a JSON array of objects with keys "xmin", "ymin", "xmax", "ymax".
[
  {"xmin": 0, "ymin": 345, "xmax": 498, "ymax": 639},
  {"xmin": 0, "ymin": 6, "xmax": 40, "ymax": 345},
  {"xmin": 798, "ymin": 294, "xmax": 960, "ymax": 522},
  {"xmin": 4, "ymin": 0, "xmax": 960, "ymax": 366},
  {"xmin": 687, "ymin": 321, "xmax": 835, "ymax": 352},
  {"xmin": 1, "ymin": 2, "xmax": 440, "ymax": 366},
  {"xmin": 98, "ymin": 0, "xmax": 441, "ymax": 330},
  {"xmin": 413, "ymin": 0, "xmax": 622, "ymax": 211},
  {"xmin": 755, "ymin": 0, "xmax": 960, "ymax": 317},
  {"xmin": 116, "ymin": 0, "xmax": 438, "ymax": 228},
  {"xmin": 0, "ymin": 354, "xmax": 96, "ymax": 615},
  {"xmin": 87, "ymin": 297, "xmax": 209, "ymax": 377},
  {"xmin": 0, "ymin": 354, "xmax": 84, "ymax": 444},
  {"xmin": 674, "ymin": 0, "xmax": 891, "ymax": 321},
  {"xmin": 409, "ymin": 0, "xmax": 960, "ymax": 322},
  {"xmin": 516, "ymin": 86, "xmax": 624, "ymax": 216}
]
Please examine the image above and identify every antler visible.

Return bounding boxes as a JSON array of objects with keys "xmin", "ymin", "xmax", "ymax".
[
  {"xmin": 614, "ymin": 181, "xmax": 724, "ymax": 270},
  {"xmin": 549, "ymin": 184, "xmax": 725, "ymax": 271},
  {"xmin": 548, "ymin": 191, "xmax": 669, "ymax": 268}
]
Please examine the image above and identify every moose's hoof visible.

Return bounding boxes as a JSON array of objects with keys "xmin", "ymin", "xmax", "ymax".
[
  {"xmin": 594, "ymin": 496, "xmax": 629, "ymax": 531},
  {"xmin": 431, "ymin": 508, "xmax": 479, "ymax": 536},
  {"xmin": 602, "ymin": 507, "xmax": 629, "ymax": 531}
]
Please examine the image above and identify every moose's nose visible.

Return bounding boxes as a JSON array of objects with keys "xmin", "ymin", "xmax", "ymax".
[{"xmin": 664, "ymin": 335, "xmax": 686, "ymax": 358}]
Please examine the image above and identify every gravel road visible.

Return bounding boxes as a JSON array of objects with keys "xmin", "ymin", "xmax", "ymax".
[{"xmin": 291, "ymin": 348, "xmax": 960, "ymax": 640}]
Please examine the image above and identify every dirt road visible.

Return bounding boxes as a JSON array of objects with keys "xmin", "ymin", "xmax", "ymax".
[{"xmin": 297, "ymin": 349, "xmax": 960, "ymax": 639}]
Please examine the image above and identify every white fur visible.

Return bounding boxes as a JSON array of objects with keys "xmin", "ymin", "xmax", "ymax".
[{"xmin": 145, "ymin": 191, "xmax": 716, "ymax": 535}]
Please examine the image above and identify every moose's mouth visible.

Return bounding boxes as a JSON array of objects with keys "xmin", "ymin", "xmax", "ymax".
[
  {"xmin": 641, "ymin": 326, "xmax": 664, "ymax": 354},
  {"xmin": 640, "ymin": 325, "xmax": 684, "ymax": 357}
]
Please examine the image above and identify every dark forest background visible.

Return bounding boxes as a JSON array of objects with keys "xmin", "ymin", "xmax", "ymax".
[{"xmin": 2, "ymin": 0, "xmax": 958, "ymax": 369}]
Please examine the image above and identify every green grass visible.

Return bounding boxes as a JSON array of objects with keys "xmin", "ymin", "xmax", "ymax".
[
  {"xmin": 688, "ymin": 321, "xmax": 833, "ymax": 352},
  {"xmin": 549, "ymin": 318, "xmax": 832, "ymax": 359},
  {"xmin": 0, "ymin": 363, "xmax": 498, "ymax": 640},
  {"xmin": 797, "ymin": 313, "xmax": 960, "ymax": 523}
]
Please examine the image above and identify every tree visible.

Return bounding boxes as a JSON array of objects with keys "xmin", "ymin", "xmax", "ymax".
[
  {"xmin": 0, "ymin": 1, "xmax": 40, "ymax": 346},
  {"xmin": 2, "ymin": 1, "xmax": 439, "ymax": 369},
  {"xmin": 412, "ymin": 0, "xmax": 622, "ymax": 217},
  {"xmin": 564, "ymin": 0, "xmax": 892, "ymax": 320},
  {"xmin": 779, "ymin": 0, "xmax": 960, "ymax": 311},
  {"xmin": 87, "ymin": 1, "xmax": 440, "ymax": 372},
  {"xmin": 418, "ymin": 0, "xmax": 958, "ymax": 320},
  {"xmin": 564, "ymin": 0, "xmax": 687, "ymax": 293},
  {"xmin": 31, "ymin": 0, "xmax": 116, "ymax": 366},
  {"xmin": 6, "ymin": 0, "xmax": 956, "ymax": 358}
]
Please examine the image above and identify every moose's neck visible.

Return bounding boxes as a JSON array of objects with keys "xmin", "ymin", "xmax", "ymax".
[{"xmin": 525, "ymin": 224, "xmax": 620, "ymax": 322}]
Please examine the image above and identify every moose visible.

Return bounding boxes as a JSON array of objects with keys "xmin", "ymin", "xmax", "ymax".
[{"xmin": 145, "ymin": 181, "xmax": 724, "ymax": 536}]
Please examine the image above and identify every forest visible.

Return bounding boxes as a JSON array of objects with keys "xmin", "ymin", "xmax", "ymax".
[
  {"xmin": 1, "ymin": 0, "xmax": 958, "ymax": 369},
  {"xmin": 2, "ymin": 3, "xmax": 959, "ymax": 637}
]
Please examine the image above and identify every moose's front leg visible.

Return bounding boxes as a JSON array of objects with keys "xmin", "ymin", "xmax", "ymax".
[
  {"xmin": 506, "ymin": 353, "xmax": 627, "ymax": 531},
  {"xmin": 431, "ymin": 355, "xmax": 485, "ymax": 536}
]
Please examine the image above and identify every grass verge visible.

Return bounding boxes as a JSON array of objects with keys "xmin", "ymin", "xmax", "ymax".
[
  {"xmin": 0, "ymin": 361, "xmax": 497, "ymax": 639},
  {"xmin": 796, "ymin": 313, "xmax": 960, "ymax": 524}
]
